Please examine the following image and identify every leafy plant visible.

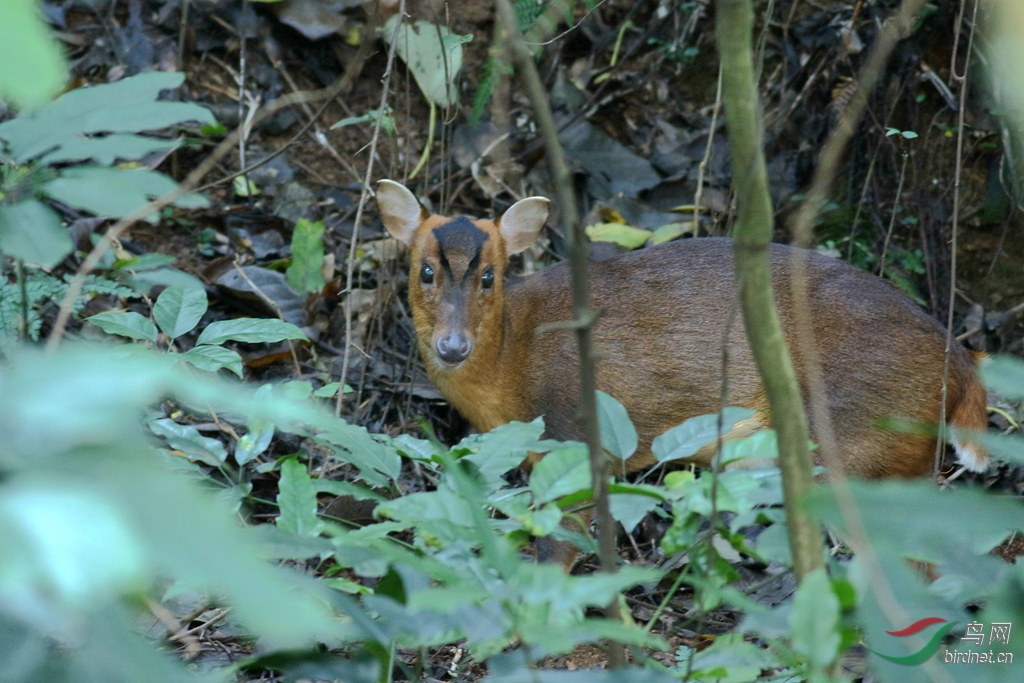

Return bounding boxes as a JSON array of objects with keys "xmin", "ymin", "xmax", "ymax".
[
  {"xmin": 86, "ymin": 284, "xmax": 308, "ymax": 378},
  {"xmin": 0, "ymin": 0, "xmax": 66, "ymax": 108},
  {"xmin": 0, "ymin": 72, "xmax": 214, "ymax": 269}
]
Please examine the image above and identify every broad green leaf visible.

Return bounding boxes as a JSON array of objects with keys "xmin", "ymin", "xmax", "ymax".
[
  {"xmin": 313, "ymin": 381, "xmax": 344, "ymax": 398},
  {"xmin": 86, "ymin": 311, "xmax": 158, "ymax": 342},
  {"xmin": 236, "ymin": 417, "xmax": 274, "ymax": 466},
  {"xmin": 755, "ymin": 521, "xmax": 792, "ymax": 564},
  {"xmin": 529, "ymin": 445, "xmax": 591, "ymax": 504},
  {"xmin": 461, "ymin": 418, "xmax": 546, "ymax": 489},
  {"xmin": 153, "ymin": 285, "xmax": 208, "ymax": 339},
  {"xmin": 382, "ymin": 17, "xmax": 469, "ymax": 107},
  {"xmin": 789, "ymin": 568, "xmax": 841, "ymax": 670},
  {"xmin": 282, "ymin": 380, "xmax": 314, "ymax": 400},
  {"xmin": 720, "ymin": 429, "xmax": 778, "ymax": 465},
  {"xmin": 0, "ymin": 72, "xmax": 215, "ymax": 162},
  {"xmin": 650, "ymin": 221, "xmax": 695, "ymax": 245},
  {"xmin": 585, "ymin": 222, "xmax": 652, "ymax": 249},
  {"xmin": 149, "ymin": 417, "xmax": 227, "ymax": 466},
  {"xmin": 277, "ymin": 457, "xmax": 324, "ymax": 536},
  {"xmin": 287, "ymin": 218, "xmax": 326, "ymax": 294},
  {"xmin": 391, "ymin": 433, "xmax": 446, "ymax": 462},
  {"xmin": 43, "ymin": 167, "xmax": 208, "ymax": 223},
  {"xmin": 596, "ymin": 391, "xmax": 637, "ymax": 461},
  {"xmin": 196, "ymin": 318, "xmax": 308, "ymax": 346},
  {"xmin": 0, "ymin": 484, "xmax": 147, "ymax": 608},
  {"xmin": 248, "ymin": 524, "xmax": 336, "ymax": 561},
  {"xmin": 40, "ymin": 134, "xmax": 180, "ymax": 165},
  {"xmin": 180, "ymin": 345, "xmax": 244, "ymax": 377},
  {"xmin": 317, "ymin": 423, "xmax": 403, "ymax": 487},
  {"xmin": 651, "ymin": 408, "xmax": 755, "ymax": 463},
  {"xmin": 812, "ymin": 480, "xmax": 1024, "ymax": 560},
  {"xmin": 235, "ymin": 384, "xmax": 275, "ymax": 466},
  {"xmin": 509, "ymin": 502, "xmax": 563, "ymax": 536},
  {"xmin": 608, "ymin": 493, "xmax": 660, "ymax": 534},
  {"xmin": 0, "ymin": 200, "xmax": 73, "ymax": 268},
  {"xmin": 0, "ymin": 0, "xmax": 66, "ymax": 110},
  {"xmin": 377, "ymin": 489, "xmax": 475, "ymax": 527},
  {"xmin": 980, "ymin": 354, "xmax": 1024, "ymax": 399},
  {"xmin": 312, "ymin": 479, "xmax": 388, "ymax": 503}
]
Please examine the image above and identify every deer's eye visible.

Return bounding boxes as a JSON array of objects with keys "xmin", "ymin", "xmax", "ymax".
[
  {"xmin": 481, "ymin": 266, "xmax": 495, "ymax": 289},
  {"xmin": 420, "ymin": 263, "xmax": 434, "ymax": 285}
]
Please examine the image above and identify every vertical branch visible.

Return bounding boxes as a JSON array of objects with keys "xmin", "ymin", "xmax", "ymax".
[
  {"xmin": 939, "ymin": 0, "xmax": 978, "ymax": 468},
  {"xmin": 715, "ymin": 0, "xmax": 824, "ymax": 580},
  {"xmin": 493, "ymin": 0, "xmax": 625, "ymax": 667},
  {"xmin": 336, "ymin": 1, "xmax": 405, "ymax": 418}
]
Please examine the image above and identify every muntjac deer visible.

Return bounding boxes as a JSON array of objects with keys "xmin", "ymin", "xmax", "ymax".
[{"xmin": 376, "ymin": 179, "xmax": 989, "ymax": 481}]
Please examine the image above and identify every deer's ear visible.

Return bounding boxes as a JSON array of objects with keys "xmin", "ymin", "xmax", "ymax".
[
  {"xmin": 376, "ymin": 180, "xmax": 428, "ymax": 244},
  {"xmin": 498, "ymin": 197, "xmax": 549, "ymax": 254}
]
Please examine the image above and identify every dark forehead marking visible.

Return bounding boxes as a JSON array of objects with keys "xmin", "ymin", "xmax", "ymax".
[{"xmin": 432, "ymin": 216, "xmax": 489, "ymax": 283}]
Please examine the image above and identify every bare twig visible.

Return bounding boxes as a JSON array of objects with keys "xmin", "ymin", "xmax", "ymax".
[
  {"xmin": 939, "ymin": 0, "xmax": 979, "ymax": 471},
  {"xmin": 693, "ymin": 65, "xmax": 724, "ymax": 228},
  {"xmin": 878, "ymin": 151, "xmax": 909, "ymax": 279},
  {"xmin": 495, "ymin": 0, "xmax": 625, "ymax": 667},
  {"xmin": 335, "ymin": 1, "xmax": 405, "ymax": 418}
]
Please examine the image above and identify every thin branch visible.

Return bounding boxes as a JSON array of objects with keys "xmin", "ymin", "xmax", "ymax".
[
  {"xmin": 939, "ymin": 0, "xmax": 979, "ymax": 471},
  {"xmin": 494, "ymin": 0, "xmax": 625, "ymax": 668},
  {"xmin": 715, "ymin": 0, "xmax": 822, "ymax": 581},
  {"xmin": 336, "ymin": 1, "xmax": 404, "ymax": 418}
]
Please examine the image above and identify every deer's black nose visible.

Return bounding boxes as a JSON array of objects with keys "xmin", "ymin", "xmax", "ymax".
[{"xmin": 436, "ymin": 334, "xmax": 472, "ymax": 365}]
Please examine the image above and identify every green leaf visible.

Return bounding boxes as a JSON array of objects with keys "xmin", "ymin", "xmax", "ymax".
[
  {"xmin": 789, "ymin": 568, "xmax": 841, "ymax": 670},
  {"xmin": 40, "ymin": 134, "xmax": 180, "ymax": 166},
  {"xmin": 377, "ymin": 489, "xmax": 475, "ymax": 527},
  {"xmin": 720, "ymin": 429, "xmax": 778, "ymax": 465},
  {"xmin": 179, "ymin": 345, "xmax": 244, "ymax": 377},
  {"xmin": 0, "ymin": 200, "xmax": 73, "ymax": 269},
  {"xmin": 282, "ymin": 380, "xmax": 314, "ymax": 400},
  {"xmin": 237, "ymin": 417, "xmax": 274, "ymax": 466},
  {"xmin": 317, "ymin": 424, "xmax": 402, "ymax": 487},
  {"xmin": 461, "ymin": 418, "xmax": 546, "ymax": 489},
  {"xmin": 651, "ymin": 408, "xmax": 755, "ymax": 463},
  {"xmin": 650, "ymin": 221, "xmax": 695, "ymax": 245},
  {"xmin": 330, "ymin": 107, "xmax": 396, "ymax": 134},
  {"xmin": 529, "ymin": 445, "xmax": 591, "ymax": 504},
  {"xmin": 0, "ymin": 0, "xmax": 66, "ymax": 110},
  {"xmin": 382, "ymin": 17, "xmax": 469, "ymax": 107},
  {"xmin": 608, "ymin": 493, "xmax": 660, "ymax": 534},
  {"xmin": 153, "ymin": 285, "xmax": 208, "ymax": 339},
  {"xmin": 196, "ymin": 318, "xmax": 308, "ymax": 346},
  {"xmin": 596, "ymin": 391, "xmax": 637, "ymax": 461},
  {"xmin": 0, "ymin": 72, "xmax": 214, "ymax": 162},
  {"xmin": 286, "ymin": 219, "xmax": 326, "ymax": 294},
  {"xmin": 313, "ymin": 382, "xmax": 343, "ymax": 398},
  {"xmin": 980, "ymin": 354, "xmax": 1024, "ymax": 399},
  {"xmin": 148, "ymin": 417, "xmax": 227, "ymax": 466},
  {"xmin": 42, "ymin": 167, "xmax": 207, "ymax": 224},
  {"xmin": 585, "ymin": 222, "xmax": 652, "ymax": 249},
  {"xmin": 0, "ymin": 484, "xmax": 147, "ymax": 608},
  {"xmin": 87, "ymin": 311, "xmax": 158, "ymax": 342},
  {"xmin": 277, "ymin": 457, "xmax": 324, "ymax": 536}
]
